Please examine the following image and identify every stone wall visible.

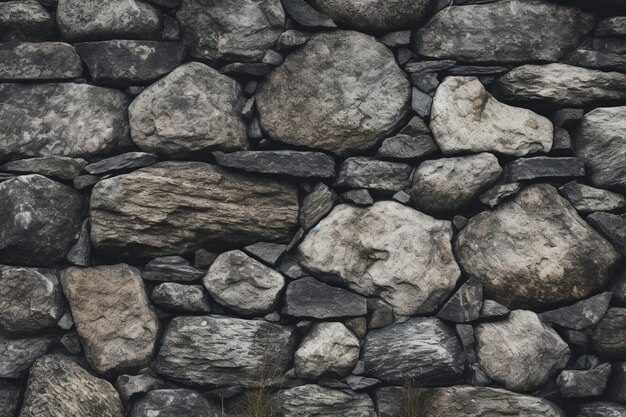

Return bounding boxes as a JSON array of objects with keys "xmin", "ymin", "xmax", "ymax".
[{"xmin": 1, "ymin": 0, "xmax": 626, "ymax": 416}]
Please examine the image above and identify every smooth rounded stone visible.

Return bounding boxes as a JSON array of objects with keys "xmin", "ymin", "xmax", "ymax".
[
  {"xmin": 84, "ymin": 153, "xmax": 158, "ymax": 176},
  {"xmin": 596, "ymin": 17, "xmax": 626, "ymax": 37},
  {"xmin": 588, "ymin": 213, "xmax": 626, "ymax": 255},
  {"xmin": 0, "ymin": 381, "xmax": 20, "ymax": 417},
  {"xmin": 376, "ymin": 134, "xmax": 439, "ymax": 162},
  {"xmin": 177, "ymin": 0, "xmax": 285, "ymax": 62},
  {"xmin": 0, "ymin": 42, "xmax": 82, "ymax": 80},
  {"xmin": 130, "ymin": 389, "xmax": 220, "ymax": 417},
  {"xmin": 0, "ymin": 0, "xmax": 54, "ymax": 42},
  {"xmin": 493, "ymin": 64, "xmax": 626, "ymax": 106},
  {"xmin": 257, "ymin": 31, "xmax": 411, "ymax": 156},
  {"xmin": 214, "ymin": 150, "xmax": 336, "ymax": 178},
  {"xmin": 0, "ymin": 334, "xmax": 55, "ymax": 378},
  {"xmin": 379, "ymin": 30, "xmax": 412, "ymax": 47},
  {"xmin": 437, "ymin": 278, "xmax": 483, "ymax": 323},
  {"xmin": 243, "ymin": 242, "xmax": 287, "ymax": 266},
  {"xmin": 60, "ymin": 264, "xmax": 159, "ymax": 375},
  {"xmin": 75, "ymin": 41, "xmax": 186, "ymax": 87},
  {"xmin": 455, "ymin": 184, "xmax": 620, "ymax": 309},
  {"xmin": 294, "ymin": 322, "xmax": 360, "ymax": 379},
  {"xmin": 282, "ymin": 277, "xmax": 367, "ymax": 319},
  {"xmin": 20, "ymin": 354, "xmax": 123, "ymax": 417},
  {"xmin": 129, "ymin": 62, "xmax": 247, "ymax": 158},
  {"xmin": 415, "ymin": 0, "xmax": 593, "ymax": 63},
  {"xmin": 573, "ymin": 107, "xmax": 626, "ymax": 192},
  {"xmin": 143, "ymin": 256, "xmax": 205, "ymax": 282},
  {"xmin": 557, "ymin": 362, "xmax": 611, "ymax": 398},
  {"xmin": 0, "ymin": 266, "xmax": 63, "ymax": 333},
  {"xmin": 312, "ymin": 0, "xmax": 436, "ymax": 33},
  {"xmin": 299, "ymin": 183, "xmax": 336, "ymax": 230},
  {"xmin": 277, "ymin": 30, "xmax": 311, "ymax": 50},
  {"xmin": 115, "ymin": 374, "xmax": 169, "ymax": 403},
  {"xmin": 203, "ymin": 250, "xmax": 284, "ymax": 315},
  {"xmin": 591, "ymin": 308, "xmax": 626, "ymax": 359},
  {"xmin": 0, "ymin": 175, "xmax": 85, "ymax": 266},
  {"xmin": 479, "ymin": 182, "xmax": 522, "ymax": 208},
  {"xmin": 90, "ymin": 162, "xmax": 299, "ymax": 259},
  {"xmin": 411, "ymin": 153, "xmax": 502, "ymax": 214},
  {"xmin": 362, "ymin": 317, "xmax": 463, "ymax": 385},
  {"xmin": 334, "ymin": 158, "xmax": 412, "ymax": 193},
  {"xmin": 153, "ymin": 315, "xmax": 296, "ymax": 386},
  {"xmin": 559, "ymin": 181, "xmax": 626, "ymax": 213},
  {"xmin": 298, "ymin": 201, "xmax": 460, "ymax": 316},
  {"xmin": 576, "ymin": 402, "xmax": 626, "ymax": 417},
  {"xmin": 151, "ymin": 283, "xmax": 211, "ymax": 313},
  {"xmin": 56, "ymin": 0, "xmax": 162, "ymax": 41},
  {"xmin": 430, "ymin": 77, "xmax": 553, "ymax": 156},
  {"xmin": 276, "ymin": 384, "xmax": 376, "ymax": 417},
  {"xmin": 504, "ymin": 157, "xmax": 586, "ymax": 182},
  {"xmin": 282, "ymin": 0, "xmax": 336, "ymax": 29},
  {"xmin": 0, "ymin": 83, "xmax": 129, "ymax": 159},
  {"xmin": 476, "ymin": 310, "xmax": 570, "ymax": 392},
  {"xmin": 540, "ymin": 292, "xmax": 613, "ymax": 331}
]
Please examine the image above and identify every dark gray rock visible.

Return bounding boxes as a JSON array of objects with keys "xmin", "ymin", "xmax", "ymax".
[
  {"xmin": 411, "ymin": 72, "xmax": 440, "ymax": 93},
  {"xmin": 575, "ymin": 402, "xmax": 626, "ymax": 417},
  {"xmin": 65, "ymin": 220, "xmax": 92, "ymax": 265},
  {"xmin": 0, "ymin": 334, "xmax": 55, "ymax": 378},
  {"xmin": 214, "ymin": 150, "xmax": 335, "ymax": 178},
  {"xmin": 374, "ymin": 386, "xmax": 404, "ymax": 417},
  {"xmin": 60, "ymin": 331, "xmax": 82, "ymax": 355},
  {"xmin": 84, "ymin": 152, "xmax": 159, "ymax": 175},
  {"xmin": 340, "ymin": 189, "xmax": 373, "ymax": 206},
  {"xmin": 0, "ymin": 0, "xmax": 55, "ymax": 42},
  {"xmin": 552, "ymin": 108, "xmax": 584, "ymax": 128},
  {"xmin": 335, "ymin": 157, "xmax": 412, "ymax": 193},
  {"xmin": 559, "ymin": 181, "xmax": 626, "ymax": 213},
  {"xmin": 456, "ymin": 323, "xmax": 477, "ymax": 363},
  {"xmin": 613, "ymin": 271, "xmax": 626, "ymax": 305},
  {"xmin": 557, "ymin": 363, "xmax": 611, "ymax": 398},
  {"xmin": 480, "ymin": 299, "xmax": 510, "ymax": 320},
  {"xmin": 2, "ymin": 156, "xmax": 86, "ymax": 180},
  {"xmin": 609, "ymin": 362, "xmax": 626, "ymax": 404},
  {"xmin": 130, "ymin": 389, "xmax": 220, "ymax": 417},
  {"xmin": 565, "ymin": 46, "xmax": 626, "ymax": 72},
  {"xmin": 404, "ymin": 59, "xmax": 456, "ymax": 73},
  {"xmin": 596, "ymin": 17, "xmax": 626, "ymax": 37},
  {"xmin": 540, "ymin": 292, "xmax": 613, "ymax": 330},
  {"xmin": 591, "ymin": 308, "xmax": 626, "ymax": 359},
  {"xmin": 504, "ymin": 157, "xmax": 586, "ymax": 182},
  {"xmin": 412, "ymin": 87, "xmax": 433, "ymax": 117},
  {"xmin": 587, "ymin": 212, "xmax": 626, "ymax": 255},
  {"xmin": 564, "ymin": 330, "xmax": 590, "ymax": 354},
  {"xmin": 553, "ymin": 128, "xmax": 573, "ymax": 150},
  {"xmin": 0, "ymin": 381, "xmax": 20, "ymax": 417},
  {"xmin": 219, "ymin": 62, "xmax": 273, "ymax": 77},
  {"xmin": 276, "ymin": 384, "xmax": 376, "ymax": 417},
  {"xmin": 437, "ymin": 278, "xmax": 483, "ymax": 323},
  {"xmin": 448, "ymin": 65, "xmax": 509, "ymax": 76},
  {"xmin": 115, "ymin": 374, "xmax": 170, "ymax": 403},
  {"xmin": 379, "ymin": 30, "xmax": 411, "ymax": 47},
  {"xmin": 151, "ymin": 283, "xmax": 212, "ymax": 313},
  {"xmin": 0, "ymin": 42, "xmax": 82, "ymax": 80},
  {"xmin": 299, "ymin": 183, "xmax": 336, "ymax": 230},
  {"xmin": 282, "ymin": 0, "xmax": 336, "ymax": 29},
  {"xmin": 243, "ymin": 242, "xmax": 288, "ymax": 266},
  {"xmin": 73, "ymin": 175, "xmax": 100, "ymax": 190},
  {"xmin": 345, "ymin": 375, "xmax": 379, "ymax": 391},
  {"xmin": 143, "ymin": 256, "xmax": 205, "ymax": 282},
  {"xmin": 479, "ymin": 182, "xmax": 522, "ymax": 208},
  {"xmin": 262, "ymin": 50, "xmax": 284, "ymax": 66},
  {"xmin": 276, "ymin": 30, "xmax": 312, "ymax": 50}
]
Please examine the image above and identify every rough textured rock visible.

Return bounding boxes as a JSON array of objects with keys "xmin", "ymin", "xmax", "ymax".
[
  {"xmin": 504, "ymin": 157, "xmax": 586, "ymax": 182},
  {"xmin": 575, "ymin": 402, "xmax": 626, "ymax": 417},
  {"xmin": 142, "ymin": 256, "xmax": 205, "ymax": 282},
  {"xmin": 415, "ymin": 0, "xmax": 592, "ymax": 63},
  {"xmin": 430, "ymin": 77, "xmax": 553, "ymax": 156},
  {"xmin": 481, "ymin": 299, "xmax": 511, "ymax": 320},
  {"xmin": 257, "ymin": 31, "xmax": 411, "ymax": 156},
  {"xmin": 243, "ymin": 242, "xmax": 287, "ymax": 266},
  {"xmin": 129, "ymin": 62, "xmax": 247, "ymax": 158},
  {"xmin": 587, "ymin": 212, "xmax": 626, "ymax": 255},
  {"xmin": 202, "ymin": 250, "xmax": 284, "ymax": 315},
  {"xmin": 0, "ymin": 381, "xmax": 20, "ymax": 417},
  {"xmin": 596, "ymin": 17, "xmax": 626, "ymax": 37},
  {"xmin": 115, "ymin": 374, "xmax": 169, "ymax": 403},
  {"xmin": 282, "ymin": 0, "xmax": 336, "ymax": 29},
  {"xmin": 455, "ymin": 184, "xmax": 620, "ymax": 309},
  {"xmin": 276, "ymin": 384, "xmax": 376, "ymax": 417},
  {"xmin": 335, "ymin": 158, "xmax": 412, "ymax": 193},
  {"xmin": 20, "ymin": 354, "xmax": 123, "ymax": 417},
  {"xmin": 362, "ymin": 317, "xmax": 463, "ymax": 385},
  {"xmin": 0, "ymin": 83, "xmax": 130, "ymax": 159},
  {"xmin": 130, "ymin": 389, "xmax": 220, "ymax": 417},
  {"xmin": 0, "ymin": 0, "xmax": 55, "ymax": 42},
  {"xmin": 476, "ymin": 310, "xmax": 570, "ymax": 392},
  {"xmin": 151, "ymin": 283, "xmax": 212, "ymax": 313},
  {"xmin": 90, "ymin": 162, "xmax": 299, "ymax": 259},
  {"xmin": 282, "ymin": 277, "xmax": 367, "ymax": 319},
  {"xmin": 479, "ymin": 182, "xmax": 523, "ymax": 208},
  {"xmin": 557, "ymin": 363, "xmax": 611, "ymax": 398},
  {"xmin": 177, "ymin": 0, "xmax": 285, "ymax": 62},
  {"xmin": 0, "ymin": 42, "xmax": 82, "ymax": 80},
  {"xmin": 2, "ymin": 156, "xmax": 86, "ymax": 180},
  {"xmin": 299, "ymin": 183, "xmax": 336, "ymax": 230},
  {"xmin": 60, "ymin": 264, "xmax": 159, "ymax": 374},
  {"xmin": 298, "ymin": 202, "xmax": 460, "ymax": 316},
  {"xmin": 214, "ymin": 151, "xmax": 335, "ymax": 178},
  {"xmin": 540, "ymin": 292, "xmax": 613, "ymax": 331},
  {"xmin": 559, "ymin": 181, "xmax": 626, "ymax": 212},
  {"xmin": 437, "ymin": 278, "xmax": 483, "ymax": 323},
  {"xmin": 411, "ymin": 153, "xmax": 502, "ymax": 214},
  {"xmin": 153, "ymin": 315, "xmax": 296, "ymax": 386},
  {"xmin": 0, "ymin": 175, "xmax": 85, "ymax": 267},
  {"xmin": 0, "ymin": 334, "xmax": 55, "ymax": 378},
  {"xmin": 84, "ymin": 152, "xmax": 158, "ymax": 175},
  {"xmin": 376, "ymin": 134, "xmax": 439, "ymax": 162},
  {"xmin": 591, "ymin": 308, "xmax": 626, "ymax": 359}
]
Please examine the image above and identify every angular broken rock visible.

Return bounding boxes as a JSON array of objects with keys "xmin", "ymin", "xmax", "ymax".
[
  {"xmin": 587, "ymin": 212, "xmax": 626, "ymax": 255},
  {"xmin": 202, "ymin": 250, "xmax": 284, "ymax": 315},
  {"xmin": 1, "ymin": 156, "xmax": 86, "ymax": 180},
  {"xmin": 0, "ymin": 334, "xmax": 55, "ymax": 378},
  {"xmin": 0, "ymin": 381, "xmax": 20, "ymax": 417},
  {"xmin": 214, "ymin": 150, "xmax": 336, "ymax": 178},
  {"xmin": 362, "ymin": 317, "xmax": 464, "ymax": 385},
  {"xmin": 298, "ymin": 201, "xmax": 460, "ymax": 316},
  {"xmin": 0, "ymin": 42, "xmax": 82, "ymax": 80},
  {"xmin": 479, "ymin": 182, "xmax": 522, "ymax": 208},
  {"xmin": 334, "ymin": 157, "xmax": 412, "ymax": 193},
  {"xmin": 90, "ymin": 162, "xmax": 298, "ymax": 259},
  {"xmin": 130, "ymin": 389, "xmax": 220, "ymax": 417},
  {"xmin": 455, "ymin": 184, "xmax": 620, "ymax": 309},
  {"xmin": 276, "ymin": 384, "xmax": 376, "ymax": 417},
  {"xmin": 376, "ymin": 134, "xmax": 439, "ymax": 162},
  {"xmin": 299, "ymin": 183, "xmax": 336, "ymax": 230},
  {"xmin": 557, "ymin": 363, "xmax": 611, "ymax": 398},
  {"xmin": 503, "ymin": 157, "xmax": 586, "ymax": 182},
  {"xmin": 84, "ymin": 152, "xmax": 158, "ymax": 175},
  {"xmin": 257, "ymin": 30, "xmax": 411, "ymax": 156},
  {"xmin": 243, "ymin": 242, "xmax": 287, "ymax": 266},
  {"xmin": 591, "ymin": 308, "xmax": 626, "ymax": 359},
  {"xmin": 142, "ymin": 256, "xmax": 205, "ymax": 282},
  {"xmin": 0, "ymin": 0, "xmax": 55, "ymax": 42},
  {"xmin": 437, "ymin": 278, "xmax": 483, "ymax": 323},
  {"xmin": 430, "ymin": 77, "xmax": 553, "ymax": 156},
  {"xmin": 153, "ymin": 315, "xmax": 296, "ymax": 386},
  {"xmin": 129, "ymin": 62, "xmax": 247, "ymax": 158},
  {"xmin": 60, "ymin": 264, "xmax": 159, "ymax": 374},
  {"xmin": 151, "ymin": 283, "xmax": 212, "ymax": 313},
  {"xmin": 559, "ymin": 181, "xmax": 626, "ymax": 213},
  {"xmin": 575, "ymin": 402, "xmax": 626, "ymax": 417},
  {"xmin": 415, "ymin": 0, "xmax": 592, "ymax": 63},
  {"xmin": 540, "ymin": 292, "xmax": 613, "ymax": 331},
  {"xmin": 476, "ymin": 310, "xmax": 570, "ymax": 392}
]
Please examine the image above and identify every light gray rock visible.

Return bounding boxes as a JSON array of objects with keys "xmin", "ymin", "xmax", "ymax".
[
  {"xmin": 1, "ymin": 156, "xmax": 86, "ymax": 180},
  {"xmin": 60, "ymin": 264, "xmax": 159, "ymax": 374},
  {"xmin": 214, "ymin": 150, "xmax": 335, "ymax": 178},
  {"xmin": 0, "ymin": 0, "xmax": 55, "ymax": 42},
  {"xmin": 455, "ymin": 184, "xmax": 620, "ymax": 309},
  {"xmin": 297, "ymin": 201, "xmax": 460, "ymax": 316},
  {"xmin": 282, "ymin": 277, "xmax": 367, "ymax": 319},
  {"xmin": 557, "ymin": 363, "xmax": 611, "ymax": 398},
  {"xmin": 0, "ymin": 42, "xmax": 81, "ymax": 80},
  {"xmin": 143, "ymin": 256, "xmax": 205, "ymax": 282},
  {"xmin": 430, "ymin": 77, "xmax": 553, "ymax": 156},
  {"xmin": 0, "ymin": 334, "xmax": 55, "ymax": 378},
  {"xmin": 153, "ymin": 315, "xmax": 296, "ymax": 386},
  {"xmin": 559, "ymin": 181, "xmax": 626, "ymax": 212},
  {"xmin": 476, "ymin": 310, "xmax": 570, "ymax": 392},
  {"xmin": 540, "ymin": 292, "xmax": 613, "ymax": 330},
  {"xmin": 90, "ymin": 162, "xmax": 299, "ymax": 259},
  {"xmin": 129, "ymin": 62, "xmax": 247, "ymax": 158},
  {"xmin": 591, "ymin": 308, "xmax": 626, "ymax": 359},
  {"xmin": 575, "ymin": 402, "xmax": 626, "ymax": 417},
  {"xmin": 299, "ymin": 183, "xmax": 336, "ymax": 230},
  {"xmin": 415, "ymin": 0, "xmax": 593, "ymax": 63},
  {"xmin": 335, "ymin": 157, "xmax": 412, "ymax": 193},
  {"xmin": 480, "ymin": 299, "xmax": 511, "ymax": 320},
  {"xmin": 203, "ymin": 250, "xmax": 284, "ymax": 315},
  {"xmin": 276, "ymin": 30, "xmax": 312, "ymax": 50},
  {"xmin": 257, "ymin": 31, "xmax": 411, "ymax": 156},
  {"xmin": 130, "ymin": 389, "xmax": 220, "ymax": 417},
  {"xmin": 151, "ymin": 283, "xmax": 212, "ymax": 313},
  {"xmin": 276, "ymin": 384, "xmax": 376, "ymax": 417}
]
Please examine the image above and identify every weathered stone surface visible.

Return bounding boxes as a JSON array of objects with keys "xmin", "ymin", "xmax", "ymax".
[
  {"xmin": 560, "ymin": 181, "xmax": 626, "ymax": 213},
  {"xmin": 214, "ymin": 151, "xmax": 335, "ymax": 178},
  {"xmin": 411, "ymin": 153, "xmax": 502, "ymax": 214},
  {"xmin": 0, "ymin": 175, "xmax": 85, "ymax": 266},
  {"xmin": 276, "ymin": 384, "xmax": 376, "ymax": 417},
  {"xmin": 151, "ymin": 283, "xmax": 212, "ymax": 313},
  {"xmin": 540, "ymin": 292, "xmax": 613, "ymax": 331},
  {"xmin": 335, "ymin": 158, "xmax": 412, "ymax": 193},
  {"xmin": 0, "ymin": 381, "xmax": 20, "ymax": 417},
  {"xmin": 0, "ymin": 0, "xmax": 55, "ymax": 42},
  {"xmin": 115, "ymin": 374, "xmax": 169, "ymax": 403},
  {"xmin": 437, "ymin": 278, "xmax": 483, "ymax": 323},
  {"xmin": 257, "ymin": 31, "xmax": 411, "ymax": 156},
  {"xmin": 0, "ymin": 266, "xmax": 63, "ymax": 333},
  {"xmin": 129, "ymin": 62, "xmax": 247, "ymax": 158},
  {"xmin": 596, "ymin": 17, "xmax": 626, "ymax": 37},
  {"xmin": 60, "ymin": 264, "xmax": 159, "ymax": 374},
  {"xmin": 609, "ymin": 362, "xmax": 626, "ymax": 403},
  {"xmin": 575, "ymin": 402, "xmax": 626, "ymax": 417},
  {"xmin": 340, "ymin": 189, "xmax": 373, "ymax": 206},
  {"xmin": 282, "ymin": 277, "xmax": 367, "ymax": 319},
  {"xmin": 85, "ymin": 152, "xmax": 158, "ymax": 175},
  {"xmin": 76, "ymin": 41, "xmax": 186, "ymax": 86},
  {"xmin": 276, "ymin": 29, "xmax": 312, "ymax": 50},
  {"xmin": 504, "ymin": 157, "xmax": 586, "ymax": 182},
  {"xmin": 0, "ymin": 83, "xmax": 129, "ymax": 159},
  {"xmin": 566, "ymin": 46, "xmax": 626, "ymax": 73},
  {"xmin": 243, "ymin": 242, "xmax": 287, "ymax": 266},
  {"xmin": 479, "ymin": 182, "xmax": 522, "ymax": 208},
  {"xmin": 0, "ymin": 334, "xmax": 55, "ymax": 378},
  {"xmin": 362, "ymin": 317, "xmax": 463, "ymax": 385},
  {"xmin": 153, "ymin": 315, "xmax": 296, "ymax": 386},
  {"xmin": 90, "ymin": 162, "xmax": 299, "ymax": 259},
  {"xmin": 591, "ymin": 308, "xmax": 626, "ymax": 359},
  {"xmin": 573, "ymin": 107, "xmax": 626, "ymax": 192},
  {"xmin": 130, "ymin": 389, "xmax": 220, "ymax": 417},
  {"xmin": 143, "ymin": 256, "xmax": 205, "ymax": 282},
  {"xmin": 2, "ymin": 156, "xmax": 86, "ymax": 180},
  {"xmin": 493, "ymin": 64, "xmax": 626, "ymax": 106},
  {"xmin": 295, "ymin": 322, "xmax": 360, "ymax": 379},
  {"xmin": 476, "ymin": 310, "xmax": 570, "ymax": 392},
  {"xmin": 299, "ymin": 183, "xmax": 336, "ymax": 230},
  {"xmin": 57, "ymin": 0, "xmax": 162, "ymax": 41},
  {"xmin": 481, "ymin": 299, "xmax": 511, "ymax": 320},
  {"xmin": 0, "ymin": 42, "xmax": 82, "ymax": 80},
  {"xmin": 430, "ymin": 77, "xmax": 553, "ymax": 156},
  {"xmin": 177, "ymin": 0, "xmax": 285, "ymax": 62},
  {"xmin": 298, "ymin": 202, "xmax": 460, "ymax": 316},
  {"xmin": 455, "ymin": 184, "xmax": 620, "ymax": 309},
  {"xmin": 557, "ymin": 363, "xmax": 611, "ymax": 398},
  {"xmin": 587, "ymin": 213, "xmax": 626, "ymax": 255},
  {"xmin": 376, "ymin": 134, "xmax": 439, "ymax": 162}
]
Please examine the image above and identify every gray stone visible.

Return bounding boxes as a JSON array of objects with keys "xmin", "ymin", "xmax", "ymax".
[
  {"xmin": 84, "ymin": 152, "xmax": 158, "ymax": 175},
  {"xmin": 277, "ymin": 30, "xmax": 312, "ymax": 50},
  {"xmin": 90, "ymin": 162, "xmax": 299, "ymax": 259},
  {"xmin": 345, "ymin": 375, "xmax": 379, "ymax": 391},
  {"xmin": 340, "ymin": 189, "xmax": 373, "ymax": 206},
  {"xmin": 476, "ymin": 310, "xmax": 570, "ymax": 392},
  {"xmin": 143, "ymin": 256, "xmax": 205, "ymax": 282},
  {"xmin": 0, "ymin": 334, "xmax": 55, "ymax": 378},
  {"xmin": 455, "ymin": 184, "xmax": 620, "ymax": 309},
  {"xmin": 0, "ymin": 0, "xmax": 54, "ymax": 42},
  {"xmin": 565, "ymin": 46, "xmax": 626, "ymax": 73},
  {"xmin": 129, "ymin": 62, "xmax": 247, "ymax": 158},
  {"xmin": 552, "ymin": 108, "xmax": 584, "ymax": 128},
  {"xmin": 276, "ymin": 384, "xmax": 376, "ymax": 417},
  {"xmin": 553, "ymin": 128, "xmax": 573, "ymax": 150},
  {"xmin": 374, "ymin": 386, "xmax": 403, "ymax": 417},
  {"xmin": 219, "ymin": 62, "xmax": 272, "ymax": 77},
  {"xmin": 411, "ymin": 72, "xmax": 439, "ymax": 93},
  {"xmin": 115, "ymin": 374, "xmax": 169, "ymax": 403},
  {"xmin": 60, "ymin": 331, "xmax": 82, "ymax": 355},
  {"xmin": 504, "ymin": 157, "xmax": 586, "ymax": 182},
  {"xmin": 214, "ymin": 151, "xmax": 335, "ymax": 178},
  {"xmin": 262, "ymin": 50, "xmax": 284, "ymax": 66},
  {"xmin": 437, "ymin": 278, "xmax": 483, "ymax": 323},
  {"xmin": 282, "ymin": 0, "xmax": 336, "ymax": 29},
  {"xmin": 456, "ymin": 323, "xmax": 477, "ymax": 363},
  {"xmin": 587, "ymin": 212, "xmax": 626, "ymax": 255},
  {"xmin": 335, "ymin": 157, "xmax": 412, "ymax": 193},
  {"xmin": 479, "ymin": 182, "xmax": 522, "ymax": 208},
  {"xmin": 282, "ymin": 277, "xmax": 367, "ymax": 319},
  {"xmin": 299, "ymin": 183, "xmax": 336, "ymax": 230},
  {"xmin": 404, "ymin": 59, "xmax": 456, "ymax": 73},
  {"xmin": 575, "ymin": 402, "xmax": 626, "ymax": 417},
  {"xmin": 130, "ymin": 389, "xmax": 220, "ymax": 417},
  {"xmin": 540, "ymin": 292, "xmax": 613, "ymax": 331},
  {"xmin": 415, "ymin": 0, "xmax": 593, "ymax": 63},
  {"xmin": 613, "ymin": 271, "xmax": 626, "ymax": 305},
  {"xmin": 57, "ymin": 311, "xmax": 74, "ymax": 330},
  {"xmin": 448, "ymin": 65, "xmax": 509, "ymax": 76},
  {"xmin": 151, "ymin": 283, "xmax": 212, "ymax": 313},
  {"xmin": 73, "ymin": 175, "xmax": 100, "ymax": 190},
  {"xmin": 480, "ymin": 299, "xmax": 510, "ymax": 320},
  {"xmin": 392, "ymin": 190, "xmax": 411, "ymax": 204},
  {"xmin": 591, "ymin": 308, "xmax": 626, "ymax": 359},
  {"xmin": 243, "ymin": 242, "xmax": 288, "ymax": 266},
  {"xmin": 0, "ymin": 42, "xmax": 81, "ymax": 80},
  {"xmin": 559, "ymin": 181, "xmax": 626, "ymax": 213},
  {"xmin": 256, "ymin": 31, "xmax": 411, "ymax": 156},
  {"xmin": 154, "ymin": 315, "xmax": 296, "ymax": 386},
  {"xmin": 557, "ymin": 363, "xmax": 611, "ymax": 398},
  {"xmin": 0, "ymin": 381, "xmax": 20, "ymax": 417},
  {"xmin": 298, "ymin": 202, "xmax": 460, "ymax": 316},
  {"xmin": 596, "ymin": 17, "xmax": 626, "ymax": 37},
  {"xmin": 412, "ymin": 87, "xmax": 433, "ymax": 117},
  {"xmin": 609, "ymin": 362, "xmax": 626, "ymax": 404},
  {"xmin": 1, "ymin": 156, "xmax": 86, "ymax": 180},
  {"xmin": 379, "ymin": 30, "xmax": 411, "ymax": 47}
]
